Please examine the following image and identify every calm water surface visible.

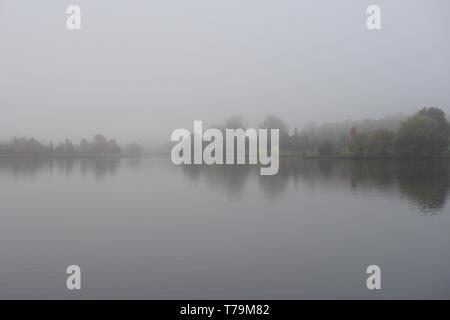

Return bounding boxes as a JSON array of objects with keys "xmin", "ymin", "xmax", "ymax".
[{"xmin": 0, "ymin": 158, "xmax": 449, "ymax": 299}]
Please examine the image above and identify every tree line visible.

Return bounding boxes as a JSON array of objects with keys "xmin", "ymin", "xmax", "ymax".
[
  {"xmin": 2, "ymin": 106, "xmax": 449, "ymax": 158},
  {"xmin": 343, "ymin": 107, "xmax": 450, "ymax": 157},
  {"xmin": 216, "ymin": 107, "xmax": 450, "ymax": 158},
  {"xmin": 0, "ymin": 134, "xmax": 142, "ymax": 157}
]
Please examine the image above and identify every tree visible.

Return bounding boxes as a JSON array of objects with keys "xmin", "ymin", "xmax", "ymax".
[
  {"xmin": 260, "ymin": 114, "xmax": 289, "ymax": 135},
  {"xmin": 290, "ymin": 127, "xmax": 302, "ymax": 153},
  {"xmin": 365, "ymin": 129, "xmax": 394, "ymax": 157},
  {"xmin": 349, "ymin": 133, "xmax": 367, "ymax": 157},
  {"xmin": 318, "ymin": 140, "xmax": 333, "ymax": 156},
  {"xmin": 0, "ymin": 135, "xmax": 128, "ymax": 156},
  {"xmin": 107, "ymin": 139, "xmax": 122, "ymax": 155},
  {"xmin": 260, "ymin": 114, "xmax": 290, "ymax": 150},
  {"xmin": 395, "ymin": 114, "xmax": 449, "ymax": 157},
  {"xmin": 64, "ymin": 139, "xmax": 76, "ymax": 154},
  {"xmin": 93, "ymin": 134, "xmax": 109, "ymax": 154},
  {"xmin": 418, "ymin": 107, "xmax": 450, "ymax": 136},
  {"xmin": 79, "ymin": 138, "xmax": 90, "ymax": 154},
  {"xmin": 350, "ymin": 126, "xmax": 357, "ymax": 141},
  {"xmin": 224, "ymin": 116, "xmax": 246, "ymax": 130},
  {"xmin": 336, "ymin": 133, "xmax": 350, "ymax": 152}
]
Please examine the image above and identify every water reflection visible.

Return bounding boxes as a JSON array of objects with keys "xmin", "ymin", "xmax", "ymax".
[
  {"xmin": 1, "ymin": 157, "xmax": 449, "ymax": 214},
  {"xmin": 181, "ymin": 159, "xmax": 450, "ymax": 214},
  {"xmin": 0, "ymin": 157, "xmax": 121, "ymax": 180},
  {"xmin": 181, "ymin": 165, "xmax": 253, "ymax": 199},
  {"xmin": 347, "ymin": 160, "xmax": 450, "ymax": 214},
  {"xmin": 396, "ymin": 160, "xmax": 450, "ymax": 214}
]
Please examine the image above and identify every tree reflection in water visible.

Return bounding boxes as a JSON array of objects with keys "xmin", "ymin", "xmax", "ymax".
[
  {"xmin": 179, "ymin": 159, "xmax": 450, "ymax": 215},
  {"xmin": 1, "ymin": 157, "xmax": 448, "ymax": 214}
]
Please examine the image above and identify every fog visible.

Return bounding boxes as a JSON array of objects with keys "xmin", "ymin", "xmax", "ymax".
[{"xmin": 1, "ymin": 0, "xmax": 449, "ymax": 145}]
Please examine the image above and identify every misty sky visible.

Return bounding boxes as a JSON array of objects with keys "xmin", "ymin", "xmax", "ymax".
[{"xmin": 1, "ymin": 0, "xmax": 449, "ymax": 144}]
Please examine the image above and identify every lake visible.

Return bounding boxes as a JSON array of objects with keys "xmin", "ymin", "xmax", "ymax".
[{"xmin": 0, "ymin": 158, "xmax": 449, "ymax": 299}]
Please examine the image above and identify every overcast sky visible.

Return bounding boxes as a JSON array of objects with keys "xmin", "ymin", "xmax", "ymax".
[{"xmin": 1, "ymin": 0, "xmax": 449, "ymax": 144}]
